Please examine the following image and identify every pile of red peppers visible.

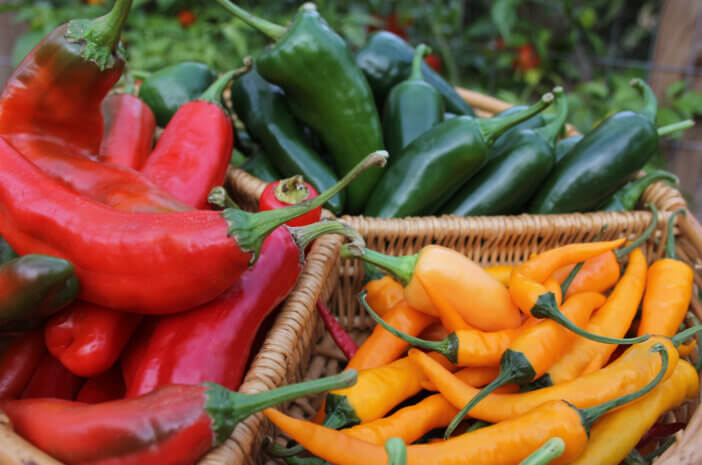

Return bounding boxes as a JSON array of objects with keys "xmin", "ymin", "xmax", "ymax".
[{"xmin": 0, "ymin": 1, "xmax": 381, "ymax": 463}]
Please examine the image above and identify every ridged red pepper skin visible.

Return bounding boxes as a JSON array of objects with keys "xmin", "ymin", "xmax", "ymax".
[
  {"xmin": 100, "ymin": 93, "xmax": 156, "ymax": 169},
  {"xmin": 0, "ymin": 137, "xmax": 253, "ymax": 314},
  {"xmin": 125, "ymin": 226, "xmax": 300, "ymax": 396},
  {"xmin": 0, "ymin": 330, "xmax": 46, "ymax": 399},
  {"xmin": 259, "ymin": 178, "xmax": 321, "ymax": 228},
  {"xmin": 140, "ymin": 100, "xmax": 233, "ymax": 209},
  {"xmin": 21, "ymin": 353, "xmax": 84, "ymax": 400},
  {"xmin": 76, "ymin": 364, "xmax": 126, "ymax": 404},
  {"xmin": 45, "ymin": 302, "xmax": 142, "ymax": 377},
  {"xmin": 4, "ymin": 385, "xmax": 213, "ymax": 465}
]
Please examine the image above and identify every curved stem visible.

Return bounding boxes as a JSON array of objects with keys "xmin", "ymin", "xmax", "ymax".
[
  {"xmin": 665, "ymin": 208, "xmax": 686, "ymax": 260},
  {"xmin": 615, "ymin": 204, "xmax": 659, "ymax": 259},
  {"xmin": 91, "ymin": 0, "xmax": 133, "ymax": 51},
  {"xmin": 385, "ymin": 438, "xmax": 407, "ymax": 465},
  {"xmin": 199, "ymin": 58, "xmax": 252, "ymax": 105},
  {"xmin": 342, "ymin": 246, "xmax": 417, "ymax": 286},
  {"xmin": 535, "ymin": 87, "xmax": 568, "ymax": 144},
  {"xmin": 631, "ymin": 78, "xmax": 658, "ymax": 123},
  {"xmin": 130, "ymin": 70, "xmax": 151, "ymax": 80},
  {"xmin": 614, "ymin": 171, "xmax": 678, "ymax": 212},
  {"xmin": 477, "ymin": 93, "xmax": 554, "ymax": 146},
  {"xmin": 215, "ymin": 0, "xmax": 286, "ymax": 40},
  {"xmin": 208, "ymin": 187, "xmax": 239, "ymax": 210},
  {"xmin": 671, "ymin": 324, "xmax": 702, "ymax": 347},
  {"xmin": 289, "ymin": 220, "xmax": 364, "ymax": 252},
  {"xmin": 657, "ymin": 120, "xmax": 694, "ymax": 137},
  {"xmin": 409, "ymin": 44, "xmax": 431, "ymax": 81},
  {"xmin": 518, "ymin": 438, "xmax": 566, "ymax": 465}
]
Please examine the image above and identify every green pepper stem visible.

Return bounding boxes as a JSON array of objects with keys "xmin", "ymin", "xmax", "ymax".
[
  {"xmin": 289, "ymin": 220, "xmax": 364, "ymax": 252},
  {"xmin": 409, "ymin": 44, "xmax": 431, "ymax": 81},
  {"xmin": 665, "ymin": 208, "xmax": 686, "ymax": 260},
  {"xmin": 579, "ymin": 344, "xmax": 668, "ymax": 428},
  {"xmin": 90, "ymin": 0, "xmax": 133, "ymax": 52},
  {"xmin": 535, "ymin": 87, "xmax": 567, "ymax": 145},
  {"xmin": 362, "ymin": 261, "xmax": 387, "ymax": 284},
  {"xmin": 615, "ymin": 204, "xmax": 659, "ymax": 259},
  {"xmin": 215, "ymin": 0, "xmax": 286, "ymax": 40},
  {"xmin": 623, "ymin": 448, "xmax": 648, "ymax": 465},
  {"xmin": 477, "ymin": 93, "xmax": 553, "ymax": 146},
  {"xmin": 342, "ymin": 246, "xmax": 418, "ymax": 286},
  {"xmin": 222, "ymin": 151, "xmax": 387, "ymax": 262},
  {"xmin": 274, "ymin": 175, "xmax": 311, "ymax": 205},
  {"xmin": 204, "ymin": 370, "xmax": 357, "ymax": 445},
  {"xmin": 612, "ymin": 172, "xmax": 678, "ymax": 212},
  {"xmin": 130, "ymin": 70, "xmax": 150, "ymax": 80},
  {"xmin": 631, "ymin": 78, "xmax": 658, "ymax": 123},
  {"xmin": 208, "ymin": 187, "xmax": 240, "ymax": 210},
  {"xmin": 385, "ymin": 438, "xmax": 407, "ymax": 465},
  {"xmin": 657, "ymin": 120, "xmax": 694, "ymax": 137},
  {"xmin": 644, "ymin": 437, "xmax": 676, "ymax": 461},
  {"xmin": 269, "ymin": 442, "xmax": 304, "ymax": 458},
  {"xmin": 671, "ymin": 324, "xmax": 702, "ymax": 347},
  {"xmin": 359, "ymin": 291, "xmax": 456, "ymax": 362},
  {"xmin": 229, "ymin": 149, "xmax": 248, "ymax": 168},
  {"xmin": 518, "ymin": 438, "xmax": 566, "ymax": 465},
  {"xmin": 283, "ymin": 456, "xmax": 327, "ymax": 465},
  {"xmin": 199, "ymin": 58, "xmax": 252, "ymax": 105},
  {"xmin": 531, "ymin": 293, "xmax": 649, "ymax": 344},
  {"xmin": 560, "ymin": 226, "xmax": 607, "ymax": 295}
]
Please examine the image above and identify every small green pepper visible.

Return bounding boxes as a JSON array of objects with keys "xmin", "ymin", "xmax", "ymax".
[
  {"xmin": 599, "ymin": 170, "xmax": 678, "ymax": 211},
  {"xmin": 230, "ymin": 67, "xmax": 344, "ymax": 214},
  {"xmin": 217, "ymin": 1, "xmax": 384, "ymax": 214},
  {"xmin": 356, "ymin": 31, "xmax": 475, "ymax": 116},
  {"xmin": 490, "ymin": 105, "xmax": 546, "ymax": 159},
  {"xmin": 442, "ymin": 87, "xmax": 567, "ymax": 216},
  {"xmin": 138, "ymin": 62, "xmax": 217, "ymax": 126},
  {"xmin": 382, "ymin": 44, "xmax": 444, "ymax": 164},
  {"xmin": 365, "ymin": 93, "xmax": 553, "ymax": 218},
  {"xmin": 0, "ymin": 236, "xmax": 17, "ymax": 265},
  {"xmin": 554, "ymin": 135, "xmax": 582, "ymax": 164},
  {"xmin": 0, "ymin": 255, "xmax": 79, "ymax": 326}
]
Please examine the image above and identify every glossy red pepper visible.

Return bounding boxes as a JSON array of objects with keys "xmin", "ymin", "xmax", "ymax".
[
  {"xmin": 21, "ymin": 352, "xmax": 84, "ymax": 400},
  {"xmin": 120, "ymin": 318, "xmax": 158, "ymax": 388},
  {"xmin": 45, "ymin": 302, "xmax": 142, "ymax": 377},
  {"xmin": 0, "ymin": 330, "xmax": 46, "ymax": 399},
  {"xmin": 2, "ymin": 371, "xmax": 356, "ymax": 465},
  {"xmin": 99, "ymin": 93, "xmax": 156, "ymax": 169},
  {"xmin": 76, "ymin": 364, "xmax": 126, "ymax": 404},
  {"xmin": 259, "ymin": 175, "xmax": 322, "ymax": 228},
  {"xmin": 0, "ymin": 138, "xmax": 382, "ymax": 314}
]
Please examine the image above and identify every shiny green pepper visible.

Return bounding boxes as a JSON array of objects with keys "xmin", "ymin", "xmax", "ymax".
[{"xmin": 598, "ymin": 170, "xmax": 678, "ymax": 211}]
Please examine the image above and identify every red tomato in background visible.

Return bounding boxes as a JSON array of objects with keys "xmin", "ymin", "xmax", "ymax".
[
  {"xmin": 424, "ymin": 54, "xmax": 442, "ymax": 72},
  {"xmin": 367, "ymin": 11, "xmax": 412, "ymax": 40},
  {"xmin": 178, "ymin": 10, "xmax": 196, "ymax": 28},
  {"xmin": 513, "ymin": 44, "xmax": 540, "ymax": 71}
]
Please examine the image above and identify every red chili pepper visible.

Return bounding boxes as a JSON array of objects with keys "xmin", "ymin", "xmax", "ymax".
[
  {"xmin": 178, "ymin": 9, "xmax": 196, "ymax": 27},
  {"xmin": 513, "ymin": 44, "xmax": 540, "ymax": 72},
  {"xmin": 120, "ymin": 317, "xmax": 158, "ymax": 389},
  {"xmin": 44, "ymin": 302, "xmax": 142, "ymax": 377},
  {"xmin": 317, "ymin": 300, "xmax": 358, "ymax": 360},
  {"xmin": 424, "ymin": 54, "xmax": 442, "ymax": 72},
  {"xmin": 0, "ymin": 330, "xmax": 46, "ymax": 399},
  {"xmin": 141, "ymin": 65, "xmax": 249, "ymax": 209},
  {"xmin": 259, "ymin": 175, "xmax": 321, "ymax": 228},
  {"xmin": 76, "ymin": 364, "xmax": 126, "ymax": 404},
  {"xmin": 0, "ymin": 138, "xmax": 383, "ymax": 314},
  {"xmin": 99, "ymin": 93, "xmax": 156, "ymax": 170},
  {"xmin": 21, "ymin": 352, "xmax": 84, "ymax": 400},
  {"xmin": 2, "ymin": 371, "xmax": 356, "ymax": 465}
]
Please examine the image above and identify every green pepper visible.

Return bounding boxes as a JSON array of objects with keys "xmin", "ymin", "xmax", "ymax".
[
  {"xmin": 529, "ymin": 79, "xmax": 692, "ymax": 214},
  {"xmin": 0, "ymin": 236, "xmax": 17, "ymax": 265},
  {"xmin": 382, "ymin": 44, "xmax": 443, "ymax": 164},
  {"xmin": 442, "ymin": 87, "xmax": 567, "ymax": 216},
  {"xmin": 554, "ymin": 135, "xmax": 582, "ymax": 164},
  {"xmin": 239, "ymin": 148, "xmax": 281, "ymax": 183},
  {"xmin": 356, "ymin": 31, "xmax": 475, "ymax": 116},
  {"xmin": 138, "ymin": 62, "xmax": 217, "ymax": 126},
  {"xmin": 599, "ymin": 170, "xmax": 679, "ymax": 211},
  {"xmin": 230, "ymin": 67, "xmax": 344, "ymax": 214},
  {"xmin": 365, "ymin": 93, "xmax": 553, "ymax": 218},
  {"xmin": 0, "ymin": 255, "xmax": 79, "ymax": 326},
  {"xmin": 216, "ymin": 1, "xmax": 384, "ymax": 214},
  {"xmin": 490, "ymin": 105, "xmax": 547, "ymax": 159}
]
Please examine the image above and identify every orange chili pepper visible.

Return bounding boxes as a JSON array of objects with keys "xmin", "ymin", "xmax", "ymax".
[
  {"xmin": 422, "ymin": 367, "xmax": 519, "ymax": 393},
  {"xmin": 551, "ymin": 252, "xmax": 620, "ymax": 298},
  {"xmin": 637, "ymin": 209, "xmax": 693, "ymax": 338},
  {"xmin": 484, "ymin": 265, "xmax": 513, "ymax": 287},
  {"xmin": 419, "ymin": 323, "xmax": 449, "ymax": 341},
  {"xmin": 548, "ymin": 248, "xmax": 647, "ymax": 384},
  {"xmin": 418, "ymin": 273, "xmax": 472, "ymax": 332},
  {"xmin": 362, "ymin": 275, "xmax": 404, "ymax": 317},
  {"xmin": 342, "ymin": 245, "xmax": 521, "ymax": 331},
  {"xmin": 543, "ymin": 277, "xmax": 562, "ymax": 307}
]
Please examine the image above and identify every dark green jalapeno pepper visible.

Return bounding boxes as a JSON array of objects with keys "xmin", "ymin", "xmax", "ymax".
[
  {"xmin": 382, "ymin": 44, "xmax": 443, "ymax": 164},
  {"xmin": 356, "ymin": 31, "xmax": 475, "ymax": 116},
  {"xmin": 216, "ymin": 1, "xmax": 384, "ymax": 214},
  {"xmin": 442, "ymin": 87, "xmax": 567, "ymax": 216},
  {"xmin": 0, "ymin": 255, "xmax": 79, "ymax": 326},
  {"xmin": 138, "ymin": 62, "xmax": 217, "ymax": 126},
  {"xmin": 238, "ymin": 148, "xmax": 281, "ymax": 184},
  {"xmin": 599, "ymin": 170, "xmax": 678, "ymax": 211},
  {"xmin": 230, "ymin": 67, "xmax": 343, "ymax": 214},
  {"xmin": 0, "ymin": 236, "xmax": 17, "ymax": 265},
  {"xmin": 529, "ymin": 79, "xmax": 692, "ymax": 214},
  {"xmin": 365, "ymin": 93, "xmax": 553, "ymax": 218},
  {"xmin": 490, "ymin": 105, "xmax": 547, "ymax": 159},
  {"xmin": 554, "ymin": 135, "xmax": 582, "ymax": 164}
]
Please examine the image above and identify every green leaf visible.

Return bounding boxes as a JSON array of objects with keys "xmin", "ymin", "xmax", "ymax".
[
  {"xmin": 491, "ymin": 0, "xmax": 517, "ymax": 41},
  {"xmin": 665, "ymin": 80, "xmax": 686, "ymax": 100}
]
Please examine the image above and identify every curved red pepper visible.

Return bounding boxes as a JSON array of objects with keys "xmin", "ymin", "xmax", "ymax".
[
  {"xmin": 259, "ymin": 175, "xmax": 321, "ymax": 228},
  {"xmin": 20, "ymin": 353, "xmax": 84, "ymax": 400},
  {"xmin": 0, "ymin": 330, "xmax": 46, "ymax": 399},
  {"xmin": 45, "ymin": 302, "xmax": 142, "ymax": 377},
  {"xmin": 76, "ymin": 364, "xmax": 126, "ymax": 404},
  {"xmin": 99, "ymin": 93, "xmax": 156, "ymax": 169}
]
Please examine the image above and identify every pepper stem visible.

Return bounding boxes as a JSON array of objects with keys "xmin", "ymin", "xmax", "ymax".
[
  {"xmin": 204, "ymin": 370, "xmax": 357, "ymax": 445},
  {"xmin": 530, "ymin": 293, "xmax": 650, "ymax": 344},
  {"xmin": 215, "ymin": 0, "xmax": 286, "ymax": 40},
  {"xmin": 615, "ymin": 204, "xmax": 659, "ymax": 259},
  {"xmin": 274, "ymin": 176, "xmax": 311, "ymax": 206},
  {"xmin": 561, "ymin": 225, "xmax": 607, "ymax": 295},
  {"xmin": 671, "ymin": 325, "xmax": 702, "ymax": 347},
  {"xmin": 518, "ymin": 438, "xmax": 566, "ymax": 465},
  {"xmin": 665, "ymin": 208, "xmax": 686, "ymax": 260},
  {"xmin": 535, "ymin": 87, "xmax": 568, "ymax": 145},
  {"xmin": 359, "ymin": 291, "xmax": 457, "ymax": 363},
  {"xmin": 385, "ymin": 438, "xmax": 407, "ymax": 465},
  {"xmin": 579, "ymin": 344, "xmax": 668, "ymax": 429},
  {"xmin": 222, "ymin": 151, "xmax": 387, "ymax": 263},
  {"xmin": 477, "ymin": 93, "xmax": 553, "ymax": 146},
  {"xmin": 288, "ymin": 220, "xmax": 364, "ymax": 253},
  {"xmin": 341, "ymin": 245, "xmax": 418, "ymax": 286},
  {"xmin": 657, "ymin": 120, "xmax": 694, "ymax": 137},
  {"xmin": 409, "ymin": 44, "xmax": 431, "ymax": 81},
  {"xmin": 208, "ymin": 187, "xmax": 240, "ymax": 210},
  {"xmin": 613, "ymin": 172, "xmax": 678, "ymax": 212},
  {"xmin": 199, "ymin": 58, "xmax": 253, "ymax": 106},
  {"xmin": 631, "ymin": 78, "xmax": 658, "ymax": 123},
  {"xmin": 362, "ymin": 261, "xmax": 387, "ymax": 283}
]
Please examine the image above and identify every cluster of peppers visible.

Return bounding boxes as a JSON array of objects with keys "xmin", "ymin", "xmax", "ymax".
[{"xmin": 263, "ymin": 207, "xmax": 701, "ymax": 465}]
